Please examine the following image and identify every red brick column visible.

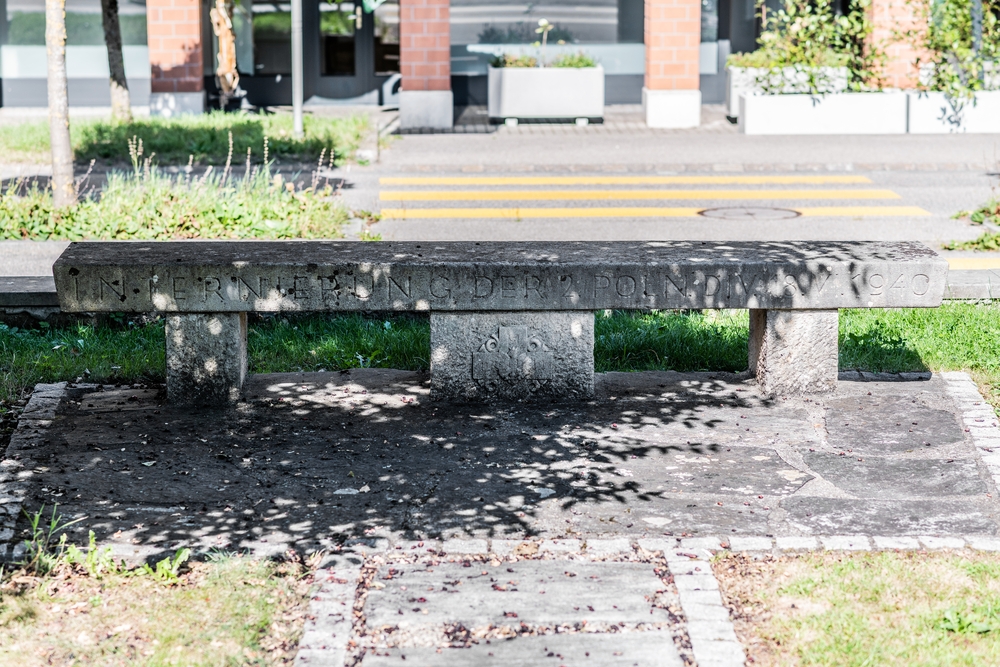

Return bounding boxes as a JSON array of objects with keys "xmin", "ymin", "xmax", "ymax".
[
  {"xmin": 399, "ymin": 0, "xmax": 452, "ymax": 128},
  {"xmin": 643, "ymin": 0, "xmax": 701, "ymax": 127},
  {"xmin": 147, "ymin": 0, "xmax": 205, "ymax": 115},
  {"xmin": 869, "ymin": 0, "xmax": 925, "ymax": 89}
]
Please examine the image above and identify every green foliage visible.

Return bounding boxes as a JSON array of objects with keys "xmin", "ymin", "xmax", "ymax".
[
  {"xmin": 906, "ymin": 0, "xmax": 1000, "ymax": 100},
  {"xmin": 7, "ymin": 11, "xmax": 148, "ymax": 45},
  {"xmin": 19, "ymin": 506, "xmax": 83, "ymax": 576},
  {"xmin": 478, "ymin": 22, "xmax": 574, "ymax": 44},
  {"xmin": 938, "ymin": 607, "xmax": 1000, "ymax": 634},
  {"xmin": 489, "ymin": 53, "xmax": 539, "ymax": 68},
  {"xmin": 65, "ymin": 531, "xmax": 124, "ymax": 578},
  {"xmin": 138, "ymin": 548, "xmax": 192, "ymax": 583},
  {"xmin": 946, "ymin": 231, "xmax": 1000, "ymax": 251},
  {"xmin": 73, "ymin": 111, "xmax": 368, "ymax": 165},
  {"xmin": 0, "ymin": 140, "xmax": 348, "ymax": 241},
  {"xmin": 551, "ymin": 51, "xmax": 597, "ymax": 68},
  {"xmin": 726, "ymin": 0, "xmax": 885, "ymax": 92}
]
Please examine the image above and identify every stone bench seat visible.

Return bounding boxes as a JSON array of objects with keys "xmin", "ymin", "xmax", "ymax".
[{"xmin": 53, "ymin": 240, "xmax": 948, "ymax": 405}]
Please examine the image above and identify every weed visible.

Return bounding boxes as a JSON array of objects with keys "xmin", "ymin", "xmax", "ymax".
[{"xmin": 20, "ymin": 505, "xmax": 83, "ymax": 576}]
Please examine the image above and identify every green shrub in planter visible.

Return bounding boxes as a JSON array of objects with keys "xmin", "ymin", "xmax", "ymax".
[
  {"xmin": 489, "ymin": 53, "xmax": 539, "ymax": 68},
  {"xmin": 552, "ymin": 52, "xmax": 597, "ymax": 68}
]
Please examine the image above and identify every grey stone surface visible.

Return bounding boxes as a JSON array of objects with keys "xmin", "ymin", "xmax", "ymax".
[
  {"xmin": 872, "ymin": 536, "xmax": 920, "ymax": 550},
  {"xmin": 727, "ymin": 536, "xmax": 773, "ymax": 551},
  {"xmin": 360, "ymin": 632, "xmax": 684, "ymax": 666},
  {"xmin": 53, "ymin": 241, "xmax": 947, "ymax": 313},
  {"xmin": 802, "ymin": 453, "xmax": 987, "ymax": 499},
  {"xmin": 918, "ymin": 536, "xmax": 966, "ymax": 550},
  {"xmin": 824, "ymin": 396, "xmax": 965, "ymax": 454},
  {"xmin": 0, "ymin": 276, "xmax": 58, "ymax": 306},
  {"xmin": 364, "ymin": 561, "xmax": 671, "ymax": 629},
  {"xmin": 165, "ymin": 313, "xmax": 247, "ymax": 405},
  {"xmin": 295, "ymin": 565, "xmax": 361, "ymax": 667},
  {"xmin": 430, "ymin": 312, "xmax": 594, "ymax": 401},
  {"xmin": 819, "ymin": 535, "xmax": 871, "ymax": 551},
  {"xmin": 783, "ymin": 498, "xmax": 999, "ymax": 536},
  {"xmin": 749, "ymin": 309, "xmax": 839, "ymax": 395}
]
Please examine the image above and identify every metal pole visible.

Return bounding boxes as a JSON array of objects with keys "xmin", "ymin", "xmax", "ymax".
[{"xmin": 291, "ymin": 0, "xmax": 303, "ymax": 137}]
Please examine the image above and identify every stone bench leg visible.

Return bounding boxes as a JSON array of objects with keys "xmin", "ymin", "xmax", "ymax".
[
  {"xmin": 749, "ymin": 309, "xmax": 838, "ymax": 396},
  {"xmin": 430, "ymin": 311, "xmax": 594, "ymax": 401},
  {"xmin": 165, "ymin": 313, "xmax": 247, "ymax": 405}
]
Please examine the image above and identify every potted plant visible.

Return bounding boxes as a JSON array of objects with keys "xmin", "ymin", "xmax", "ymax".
[
  {"xmin": 487, "ymin": 20, "xmax": 604, "ymax": 124},
  {"xmin": 732, "ymin": 0, "xmax": 908, "ymax": 135},
  {"xmin": 905, "ymin": 0, "xmax": 1000, "ymax": 134}
]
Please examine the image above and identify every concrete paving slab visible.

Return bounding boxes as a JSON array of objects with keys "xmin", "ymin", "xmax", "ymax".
[
  {"xmin": 364, "ymin": 561, "xmax": 671, "ymax": 629},
  {"xmin": 360, "ymin": 631, "xmax": 684, "ymax": 666}
]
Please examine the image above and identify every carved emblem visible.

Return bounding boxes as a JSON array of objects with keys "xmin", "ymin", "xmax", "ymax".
[{"xmin": 472, "ymin": 326, "xmax": 553, "ymax": 383}]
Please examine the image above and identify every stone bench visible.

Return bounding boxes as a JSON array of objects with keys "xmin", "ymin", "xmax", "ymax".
[{"xmin": 52, "ymin": 240, "xmax": 948, "ymax": 405}]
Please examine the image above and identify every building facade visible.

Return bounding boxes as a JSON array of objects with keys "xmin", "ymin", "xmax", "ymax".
[{"xmin": 0, "ymin": 0, "xmax": 921, "ymax": 127}]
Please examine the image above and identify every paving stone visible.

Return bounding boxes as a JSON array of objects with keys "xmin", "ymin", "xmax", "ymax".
[
  {"xmin": 391, "ymin": 540, "xmax": 441, "ymax": 554},
  {"xmin": 727, "ymin": 536, "xmax": 773, "ymax": 552},
  {"xmin": 690, "ymin": 640, "xmax": 747, "ymax": 667},
  {"xmin": 967, "ymin": 536, "xmax": 1000, "ymax": 551},
  {"xmin": 364, "ymin": 561, "xmax": 671, "ymax": 629},
  {"xmin": 680, "ymin": 536, "xmax": 724, "ymax": 551},
  {"xmin": 294, "ymin": 565, "xmax": 361, "ymax": 667},
  {"xmin": 680, "ymin": 589, "xmax": 726, "ymax": 606},
  {"xmin": 823, "ymin": 396, "xmax": 965, "ymax": 454},
  {"xmin": 872, "ymin": 536, "xmax": 920, "ymax": 550},
  {"xmin": 490, "ymin": 540, "xmax": 531, "ymax": 556},
  {"xmin": 918, "ymin": 536, "xmax": 966, "ymax": 550},
  {"xmin": 657, "ymin": 446, "xmax": 815, "ymax": 496},
  {"xmin": 802, "ymin": 453, "xmax": 987, "ymax": 498},
  {"xmin": 669, "ymin": 560, "xmax": 714, "ymax": 575},
  {"xmin": 820, "ymin": 535, "xmax": 871, "ymax": 551},
  {"xmin": 360, "ymin": 631, "xmax": 684, "ymax": 666},
  {"xmin": 681, "ymin": 602, "xmax": 732, "ymax": 622},
  {"xmin": 664, "ymin": 548, "xmax": 713, "ymax": 563},
  {"xmin": 538, "ymin": 539, "xmax": 581, "ymax": 554},
  {"xmin": 685, "ymin": 620, "xmax": 739, "ymax": 643},
  {"xmin": 672, "ymin": 574, "xmax": 720, "ymax": 593},
  {"xmin": 583, "ymin": 538, "xmax": 632, "ymax": 556},
  {"xmin": 442, "ymin": 539, "xmax": 488, "ymax": 554},
  {"xmin": 781, "ymin": 498, "xmax": 998, "ymax": 536}
]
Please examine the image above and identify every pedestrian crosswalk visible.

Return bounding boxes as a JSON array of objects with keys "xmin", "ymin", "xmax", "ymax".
[{"xmin": 378, "ymin": 174, "xmax": 931, "ymax": 220}]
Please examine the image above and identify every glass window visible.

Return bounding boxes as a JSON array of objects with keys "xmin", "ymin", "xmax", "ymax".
[
  {"xmin": 320, "ymin": 1, "xmax": 356, "ymax": 76},
  {"xmin": 251, "ymin": 1, "xmax": 292, "ymax": 74},
  {"xmin": 374, "ymin": 0, "xmax": 398, "ymax": 73},
  {"xmin": 2, "ymin": 0, "xmax": 147, "ymax": 46},
  {"xmin": 701, "ymin": 0, "xmax": 718, "ymax": 43},
  {"xmin": 451, "ymin": 0, "xmax": 628, "ymax": 46}
]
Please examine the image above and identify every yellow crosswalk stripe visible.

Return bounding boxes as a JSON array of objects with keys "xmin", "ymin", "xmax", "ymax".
[
  {"xmin": 380, "ymin": 189, "xmax": 901, "ymax": 201},
  {"xmin": 379, "ymin": 175, "xmax": 875, "ymax": 186},
  {"xmin": 381, "ymin": 206, "xmax": 930, "ymax": 219},
  {"xmin": 948, "ymin": 257, "xmax": 1000, "ymax": 270}
]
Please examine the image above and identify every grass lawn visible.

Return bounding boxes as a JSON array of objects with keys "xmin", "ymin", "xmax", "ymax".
[
  {"xmin": 0, "ymin": 112, "xmax": 369, "ymax": 165},
  {"xmin": 0, "ymin": 549, "xmax": 313, "ymax": 665},
  {"xmin": 716, "ymin": 551, "xmax": 1000, "ymax": 667},
  {"xmin": 2, "ymin": 304, "xmax": 999, "ymax": 411},
  {"xmin": 1, "ymin": 162, "xmax": 348, "ymax": 241}
]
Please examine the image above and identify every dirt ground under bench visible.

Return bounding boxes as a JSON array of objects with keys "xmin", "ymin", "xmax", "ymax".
[{"xmin": 11, "ymin": 370, "xmax": 1000, "ymax": 560}]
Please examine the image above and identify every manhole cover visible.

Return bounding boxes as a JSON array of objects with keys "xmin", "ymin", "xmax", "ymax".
[{"xmin": 698, "ymin": 207, "xmax": 801, "ymax": 221}]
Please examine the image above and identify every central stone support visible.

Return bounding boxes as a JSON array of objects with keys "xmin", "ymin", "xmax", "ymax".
[
  {"xmin": 430, "ymin": 312, "xmax": 594, "ymax": 401},
  {"xmin": 749, "ymin": 309, "xmax": 838, "ymax": 396},
  {"xmin": 165, "ymin": 313, "xmax": 247, "ymax": 405}
]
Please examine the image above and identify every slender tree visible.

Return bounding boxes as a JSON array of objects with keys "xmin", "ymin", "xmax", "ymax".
[
  {"xmin": 101, "ymin": 0, "xmax": 132, "ymax": 121},
  {"xmin": 46, "ymin": 0, "xmax": 75, "ymax": 207}
]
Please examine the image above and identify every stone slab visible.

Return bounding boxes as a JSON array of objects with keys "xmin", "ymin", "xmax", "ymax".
[
  {"xmin": 430, "ymin": 312, "xmax": 594, "ymax": 401},
  {"xmin": 824, "ymin": 396, "xmax": 965, "ymax": 454},
  {"xmin": 781, "ymin": 498, "xmax": 999, "ymax": 536},
  {"xmin": 364, "ymin": 561, "xmax": 670, "ymax": 629},
  {"xmin": 750, "ymin": 308, "xmax": 838, "ymax": 395},
  {"xmin": 53, "ymin": 241, "xmax": 948, "ymax": 312},
  {"xmin": 802, "ymin": 453, "xmax": 987, "ymax": 499},
  {"xmin": 165, "ymin": 313, "xmax": 248, "ymax": 405},
  {"xmin": 360, "ymin": 632, "xmax": 684, "ymax": 667},
  {"xmin": 0, "ymin": 275, "xmax": 59, "ymax": 307}
]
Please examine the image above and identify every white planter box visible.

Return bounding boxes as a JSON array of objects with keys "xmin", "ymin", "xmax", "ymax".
[
  {"xmin": 487, "ymin": 66, "xmax": 604, "ymax": 120},
  {"xmin": 739, "ymin": 92, "xmax": 908, "ymax": 135},
  {"xmin": 726, "ymin": 66, "xmax": 848, "ymax": 118},
  {"xmin": 907, "ymin": 91, "xmax": 1000, "ymax": 134}
]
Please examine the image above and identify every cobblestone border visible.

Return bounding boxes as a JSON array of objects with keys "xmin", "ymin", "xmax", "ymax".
[
  {"xmin": 0, "ymin": 382, "xmax": 67, "ymax": 562},
  {"xmin": 390, "ymin": 162, "xmax": 988, "ymax": 173}
]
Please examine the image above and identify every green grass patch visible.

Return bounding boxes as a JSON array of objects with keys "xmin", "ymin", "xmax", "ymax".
[
  {"xmin": 0, "ymin": 541, "xmax": 312, "ymax": 665},
  {"xmin": 0, "ymin": 112, "xmax": 369, "ymax": 165},
  {"xmin": 946, "ymin": 231, "xmax": 1000, "ymax": 251},
  {"xmin": 0, "ymin": 160, "xmax": 347, "ymax": 241},
  {"xmin": 2, "ymin": 304, "xmax": 999, "ymax": 409},
  {"xmin": 718, "ymin": 551, "xmax": 1000, "ymax": 667}
]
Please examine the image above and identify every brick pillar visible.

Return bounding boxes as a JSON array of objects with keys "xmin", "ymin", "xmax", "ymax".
[
  {"xmin": 399, "ymin": 0, "xmax": 452, "ymax": 129},
  {"xmin": 147, "ymin": 0, "xmax": 205, "ymax": 115},
  {"xmin": 643, "ymin": 0, "xmax": 701, "ymax": 128},
  {"xmin": 869, "ymin": 0, "xmax": 925, "ymax": 89}
]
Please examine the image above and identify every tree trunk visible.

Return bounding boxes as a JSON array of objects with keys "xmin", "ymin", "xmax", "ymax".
[
  {"xmin": 46, "ymin": 0, "xmax": 75, "ymax": 207},
  {"xmin": 101, "ymin": 0, "xmax": 132, "ymax": 122}
]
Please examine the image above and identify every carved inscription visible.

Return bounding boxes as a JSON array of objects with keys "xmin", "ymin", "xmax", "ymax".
[
  {"xmin": 472, "ymin": 326, "xmax": 554, "ymax": 383},
  {"xmin": 852, "ymin": 272, "xmax": 931, "ymax": 296}
]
